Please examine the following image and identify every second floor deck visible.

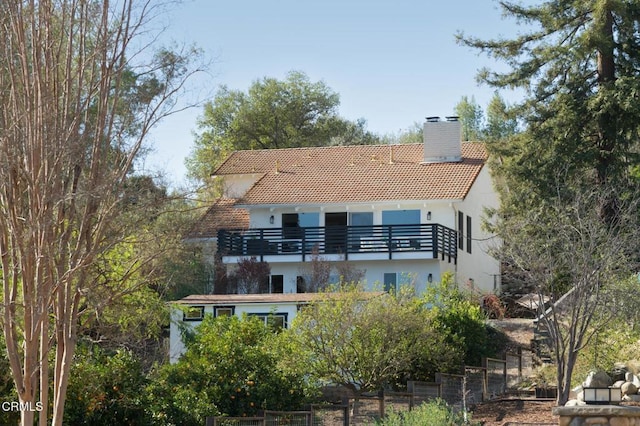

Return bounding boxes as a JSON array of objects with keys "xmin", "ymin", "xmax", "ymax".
[{"xmin": 218, "ymin": 223, "xmax": 458, "ymax": 263}]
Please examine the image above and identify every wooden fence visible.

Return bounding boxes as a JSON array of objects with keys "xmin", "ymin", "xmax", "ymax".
[{"xmin": 208, "ymin": 350, "xmax": 535, "ymax": 426}]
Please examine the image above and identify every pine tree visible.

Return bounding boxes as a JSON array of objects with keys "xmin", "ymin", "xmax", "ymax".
[{"xmin": 458, "ymin": 0, "xmax": 640, "ymax": 219}]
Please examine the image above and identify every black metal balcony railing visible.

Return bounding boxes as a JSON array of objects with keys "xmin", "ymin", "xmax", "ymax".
[{"xmin": 217, "ymin": 223, "xmax": 457, "ymax": 262}]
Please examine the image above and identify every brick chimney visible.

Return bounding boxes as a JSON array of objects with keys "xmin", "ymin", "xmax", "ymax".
[{"xmin": 422, "ymin": 116, "xmax": 462, "ymax": 164}]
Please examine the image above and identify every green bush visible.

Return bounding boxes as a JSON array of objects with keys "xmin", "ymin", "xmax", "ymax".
[
  {"xmin": 377, "ymin": 399, "xmax": 478, "ymax": 425},
  {"xmin": 146, "ymin": 315, "xmax": 309, "ymax": 425},
  {"xmin": 64, "ymin": 346, "xmax": 152, "ymax": 425},
  {"xmin": 422, "ymin": 273, "xmax": 499, "ymax": 367}
]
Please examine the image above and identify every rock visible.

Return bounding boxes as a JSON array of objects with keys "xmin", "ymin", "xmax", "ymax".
[
  {"xmin": 626, "ymin": 372, "xmax": 635, "ymax": 382},
  {"xmin": 583, "ymin": 370, "xmax": 612, "ymax": 388},
  {"xmin": 614, "ymin": 380, "xmax": 625, "ymax": 388},
  {"xmin": 610, "ymin": 418, "xmax": 631, "ymax": 426},
  {"xmin": 564, "ymin": 399, "xmax": 586, "ymax": 406},
  {"xmin": 622, "ymin": 381, "xmax": 638, "ymax": 396},
  {"xmin": 570, "ymin": 385, "xmax": 582, "ymax": 400},
  {"xmin": 612, "ymin": 363, "xmax": 628, "ymax": 382},
  {"xmin": 633, "ymin": 374, "xmax": 640, "ymax": 390}
]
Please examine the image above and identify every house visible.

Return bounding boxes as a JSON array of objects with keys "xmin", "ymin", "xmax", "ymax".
[
  {"xmin": 169, "ymin": 292, "xmax": 383, "ymax": 363},
  {"xmin": 171, "ymin": 116, "xmax": 501, "ymax": 362},
  {"xmin": 187, "ymin": 116, "xmax": 500, "ymax": 296}
]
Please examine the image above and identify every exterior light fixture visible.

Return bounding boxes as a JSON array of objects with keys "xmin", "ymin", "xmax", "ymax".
[
  {"xmin": 583, "ymin": 387, "xmax": 621, "ymax": 405},
  {"xmin": 269, "ymin": 215, "xmax": 275, "ymax": 224},
  {"xmin": 427, "ymin": 273, "xmax": 433, "ymax": 283},
  {"xmin": 427, "ymin": 211, "xmax": 432, "ymax": 221}
]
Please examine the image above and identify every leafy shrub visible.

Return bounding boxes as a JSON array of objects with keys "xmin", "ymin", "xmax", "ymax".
[
  {"xmin": 64, "ymin": 346, "xmax": 152, "ymax": 425},
  {"xmin": 422, "ymin": 273, "xmax": 499, "ymax": 366},
  {"xmin": 146, "ymin": 315, "xmax": 309, "ymax": 425},
  {"xmin": 286, "ymin": 285, "xmax": 461, "ymax": 393},
  {"xmin": 377, "ymin": 399, "xmax": 478, "ymax": 425}
]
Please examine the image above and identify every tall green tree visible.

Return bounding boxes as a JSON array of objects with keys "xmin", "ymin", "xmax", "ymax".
[
  {"xmin": 187, "ymin": 71, "xmax": 379, "ymax": 183},
  {"xmin": 455, "ymin": 95, "xmax": 484, "ymax": 141},
  {"xmin": 0, "ymin": 1, "xmax": 202, "ymax": 424},
  {"xmin": 458, "ymin": 0, "xmax": 640, "ymax": 219}
]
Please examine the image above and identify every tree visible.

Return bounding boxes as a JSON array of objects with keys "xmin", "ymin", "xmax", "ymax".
[
  {"xmin": 454, "ymin": 95, "xmax": 484, "ymax": 141},
  {"xmin": 457, "ymin": 0, "xmax": 640, "ymax": 221},
  {"xmin": 0, "ymin": 1, "xmax": 202, "ymax": 424},
  {"xmin": 496, "ymin": 188, "xmax": 640, "ymax": 405},
  {"xmin": 454, "ymin": 93, "xmax": 519, "ymax": 144},
  {"xmin": 229, "ymin": 257, "xmax": 271, "ymax": 294},
  {"xmin": 286, "ymin": 286, "xmax": 459, "ymax": 396},
  {"xmin": 187, "ymin": 70, "xmax": 380, "ymax": 183},
  {"xmin": 484, "ymin": 93, "xmax": 518, "ymax": 143}
]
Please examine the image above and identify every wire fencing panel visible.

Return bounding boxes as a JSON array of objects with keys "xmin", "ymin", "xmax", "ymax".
[
  {"xmin": 464, "ymin": 367, "xmax": 486, "ymax": 405},
  {"xmin": 485, "ymin": 358, "xmax": 507, "ymax": 398},
  {"xmin": 211, "ymin": 417, "xmax": 265, "ymax": 426},
  {"xmin": 506, "ymin": 353, "xmax": 522, "ymax": 388},
  {"xmin": 264, "ymin": 411, "xmax": 312, "ymax": 426},
  {"xmin": 407, "ymin": 381, "xmax": 441, "ymax": 406},
  {"xmin": 347, "ymin": 397, "xmax": 382, "ymax": 425},
  {"xmin": 383, "ymin": 392, "xmax": 413, "ymax": 414},
  {"xmin": 310, "ymin": 405, "xmax": 348, "ymax": 426},
  {"xmin": 436, "ymin": 373, "xmax": 465, "ymax": 406},
  {"xmin": 521, "ymin": 350, "xmax": 534, "ymax": 378}
]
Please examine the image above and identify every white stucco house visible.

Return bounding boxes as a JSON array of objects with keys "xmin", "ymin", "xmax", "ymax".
[
  {"xmin": 170, "ymin": 116, "xmax": 501, "ymax": 362},
  {"xmin": 188, "ymin": 116, "xmax": 500, "ymax": 294}
]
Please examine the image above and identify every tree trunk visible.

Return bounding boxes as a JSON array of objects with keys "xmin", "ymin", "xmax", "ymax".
[{"xmin": 595, "ymin": 6, "xmax": 619, "ymax": 222}]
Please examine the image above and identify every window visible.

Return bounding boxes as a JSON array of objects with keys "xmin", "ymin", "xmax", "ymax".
[
  {"xmin": 458, "ymin": 211, "xmax": 464, "ymax": 251},
  {"xmin": 384, "ymin": 272, "xmax": 413, "ymax": 292},
  {"xmin": 466, "ymin": 215, "xmax": 472, "ymax": 254},
  {"xmin": 298, "ymin": 212, "xmax": 319, "ymax": 228},
  {"xmin": 183, "ymin": 306, "xmax": 204, "ymax": 321},
  {"xmin": 282, "ymin": 213, "xmax": 301, "ymax": 239},
  {"xmin": 349, "ymin": 212, "xmax": 373, "ymax": 227},
  {"xmin": 214, "ymin": 306, "xmax": 235, "ymax": 317},
  {"xmin": 383, "ymin": 209, "xmax": 420, "ymax": 238},
  {"xmin": 248, "ymin": 313, "xmax": 288, "ymax": 331},
  {"xmin": 383, "ymin": 273, "xmax": 397, "ymax": 292},
  {"xmin": 271, "ymin": 275, "xmax": 284, "ymax": 293},
  {"xmin": 296, "ymin": 276, "xmax": 306, "ymax": 293},
  {"xmin": 382, "ymin": 209, "xmax": 420, "ymax": 225},
  {"xmin": 282, "ymin": 213, "xmax": 319, "ymax": 239}
]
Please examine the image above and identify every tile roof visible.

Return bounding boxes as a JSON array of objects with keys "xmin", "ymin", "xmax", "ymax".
[
  {"xmin": 214, "ymin": 142, "xmax": 487, "ymax": 205},
  {"xmin": 185, "ymin": 198, "xmax": 249, "ymax": 239}
]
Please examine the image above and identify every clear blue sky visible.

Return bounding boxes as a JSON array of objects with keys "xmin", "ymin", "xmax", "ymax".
[{"xmin": 144, "ymin": 0, "xmax": 525, "ymax": 187}]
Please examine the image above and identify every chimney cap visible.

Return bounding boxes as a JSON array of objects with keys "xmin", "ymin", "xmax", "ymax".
[
  {"xmin": 425, "ymin": 116, "xmax": 441, "ymax": 122},
  {"xmin": 445, "ymin": 116, "xmax": 459, "ymax": 122}
]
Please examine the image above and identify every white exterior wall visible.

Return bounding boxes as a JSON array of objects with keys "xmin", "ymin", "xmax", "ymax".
[
  {"xmin": 169, "ymin": 302, "xmax": 301, "ymax": 363},
  {"xmin": 221, "ymin": 173, "xmax": 262, "ymax": 199},
  {"xmin": 270, "ymin": 258, "xmax": 446, "ymax": 295},
  {"xmin": 249, "ymin": 202, "xmax": 454, "ymax": 229},
  {"xmin": 453, "ymin": 165, "xmax": 501, "ymax": 293},
  {"xmin": 422, "ymin": 120, "xmax": 462, "ymax": 163},
  {"xmin": 251, "ymin": 201, "xmax": 459, "ymax": 295}
]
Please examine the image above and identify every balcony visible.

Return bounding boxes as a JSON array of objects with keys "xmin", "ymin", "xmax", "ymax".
[{"xmin": 217, "ymin": 223, "xmax": 457, "ymax": 263}]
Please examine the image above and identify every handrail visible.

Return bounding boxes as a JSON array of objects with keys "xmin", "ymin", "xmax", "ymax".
[{"xmin": 218, "ymin": 223, "xmax": 457, "ymax": 261}]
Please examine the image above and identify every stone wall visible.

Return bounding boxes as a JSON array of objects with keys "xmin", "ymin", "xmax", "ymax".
[{"xmin": 553, "ymin": 405, "xmax": 640, "ymax": 426}]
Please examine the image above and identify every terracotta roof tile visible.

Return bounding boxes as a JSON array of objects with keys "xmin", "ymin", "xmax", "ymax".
[
  {"xmin": 185, "ymin": 198, "xmax": 249, "ymax": 239},
  {"xmin": 214, "ymin": 143, "xmax": 487, "ymax": 205}
]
